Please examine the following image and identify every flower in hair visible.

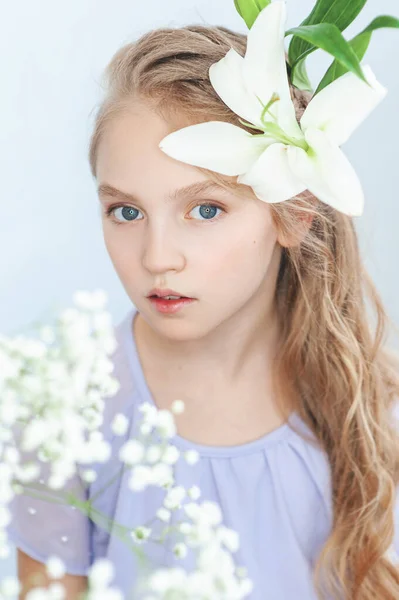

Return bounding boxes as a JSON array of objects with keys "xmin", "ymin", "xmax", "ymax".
[{"xmin": 158, "ymin": 0, "xmax": 396, "ymax": 217}]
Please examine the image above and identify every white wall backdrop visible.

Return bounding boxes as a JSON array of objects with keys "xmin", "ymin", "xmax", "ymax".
[{"xmin": 1, "ymin": 0, "xmax": 398, "ymax": 582}]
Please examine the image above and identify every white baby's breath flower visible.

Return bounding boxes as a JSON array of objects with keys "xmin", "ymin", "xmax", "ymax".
[
  {"xmin": 92, "ymin": 311, "xmax": 113, "ymax": 335},
  {"xmin": 161, "ymin": 444, "xmax": 180, "ymax": 465},
  {"xmin": 173, "ymin": 542, "xmax": 188, "ymax": 558},
  {"xmin": 25, "ymin": 588, "xmax": 49, "ymax": 600},
  {"xmin": 131, "ymin": 526, "xmax": 152, "ymax": 544},
  {"xmin": 138, "ymin": 402, "xmax": 159, "ymax": 427},
  {"xmin": 39, "ymin": 326, "xmax": 56, "ymax": 345},
  {"xmin": 0, "ymin": 575, "xmax": 22, "ymax": 597},
  {"xmin": 155, "ymin": 410, "xmax": 177, "ymax": 439},
  {"xmin": 0, "ymin": 349, "xmax": 22, "ymax": 382},
  {"xmin": 84, "ymin": 432, "xmax": 112, "ymax": 464},
  {"xmin": 2, "ymin": 445, "xmax": 19, "ymax": 466},
  {"xmin": 13, "ymin": 462, "xmax": 40, "ymax": 484},
  {"xmin": 88, "ymin": 558, "xmax": 115, "ymax": 588},
  {"xmin": 182, "ymin": 502, "xmax": 201, "ymax": 521},
  {"xmin": 163, "ymin": 485, "xmax": 186, "ymax": 510},
  {"xmin": 86, "ymin": 557, "xmax": 124, "ymax": 600},
  {"xmin": 145, "ymin": 567, "xmax": 187, "ymax": 593},
  {"xmin": 178, "ymin": 521, "xmax": 193, "ymax": 535},
  {"xmin": 46, "ymin": 556, "xmax": 66, "ymax": 579},
  {"xmin": 216, "ymin": 525, "xmax": 240, "ymax": 553},
  {"xmin": 140, "ymin": 422, "xmax": 153, "ymax": 436},
  {"xmin": 184, "ymin": 449, "xmax": 200, "ymax": 465},
  {"xmin": 128, "ymin": 465, "xmax": 153, "ymax": 491},
  {"xmin": 156, "ymin": 507, "xmax": 171, "ymax": 522},
  {"xmin": 25, "ymin": 583, "xmax": 66, "ymax": 600},
  {"xmin": 119, "ymin": 439, "xmax": 145, "ymax": 465},
  {"xmin": 170, "ymin": 399, "xmax": 185, "ymax": 414},
  {"xmin": 138, "ymin": 401, "xmax": 155, "ymax": 414},
  {"xmin": 146, "ymin": 444, "xmax": 162, "ymax": 464},
  {"xmin": 21, "ymin": 418, "xmax": 49, "ymax": 451},
  {"xmin": 236, "ymin": 566, "xmax": 248, "ymax": 578},
  {"xmin": 0, "ymin": 506, "xmax": 11, "ymax": 528},
  {"xmin": 73, "ymin": 289, "xmax": 108, "ymax": 312},
  {"xmin": 187, "ymin": 485, "xmax": 201, "ymax": 500},
  {"xmin": 200, "ymin": 501, "xmax": 223, "ymax": 526},
  {"xmin": 47, "ymin": 582, "xmax": 66, "ymax": 600},
  {"xmin": 111, "ymin": 413, "xmax": 129, "ymax": 436},
  {"xmin": 150, "ymin": 462, "xmax": 174, "ymax": 488},
  {"xmin": 81, "ymin": 468, "xmax": 97, "ymax": 483}
]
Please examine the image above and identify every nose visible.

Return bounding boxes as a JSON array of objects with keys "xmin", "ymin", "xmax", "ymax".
[{"xmin": 142, "ymin": 222, "xmax": 186, "ymax": 275}]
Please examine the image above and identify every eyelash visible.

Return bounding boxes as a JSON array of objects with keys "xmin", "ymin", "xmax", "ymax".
[{"xmin": 104, "ymin": 202, "xmax": 226, "ymax": 225}]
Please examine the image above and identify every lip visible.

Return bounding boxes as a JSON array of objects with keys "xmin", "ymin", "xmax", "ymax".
[
  {"xmin": 148, "ymin": 296, "xmax": 196, "ymax": 314},
  {"xmin": 147, "ymin": 288, "xmax": 193, "ymax": 299}
]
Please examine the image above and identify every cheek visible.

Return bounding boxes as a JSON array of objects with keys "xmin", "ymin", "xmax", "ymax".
[
  {"xmin": 102, "ymin": 226, "xmax": 138, "ymax": 275},
  {"xmin": 197, "ymin": 223, "xmax": 277, "ymax": 283}
]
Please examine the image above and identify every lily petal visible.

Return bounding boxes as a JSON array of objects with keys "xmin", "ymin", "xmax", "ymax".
[
  {"xmin": 209, "ymin": 48, "xmax": 267, "ymax": 130},
  {"xmin": 159, "ymin": 121, "xmax": 271, "ymax": 175},
  {"xmin": 287, "ymin": 128, "xmax": 364, "ymax": 216},
  {"xmin": 237, "ymin": 142, "xmax": 306, "ymax": 203},
  {"xmin": 242, "ymin": 0, "xmax": 303, "ymax": 139},
  {"xmin": 300, "ymin": 65, "xmax": 387, "ymax": 146}
]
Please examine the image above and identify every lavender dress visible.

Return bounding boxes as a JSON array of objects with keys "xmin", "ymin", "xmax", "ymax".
[{"xmin": 7, "ymin": 306, "xmax": 399, "ymax": 599}]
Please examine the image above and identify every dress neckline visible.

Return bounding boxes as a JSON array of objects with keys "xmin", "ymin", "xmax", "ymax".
[{"xmin": 121, "ymin": 306, "xmax": 302, "ymax": 458}]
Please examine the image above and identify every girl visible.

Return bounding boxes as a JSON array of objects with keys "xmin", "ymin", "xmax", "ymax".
[{"xmin": 10, "ymin": 7, "xmax": 399, "ymax": 600}]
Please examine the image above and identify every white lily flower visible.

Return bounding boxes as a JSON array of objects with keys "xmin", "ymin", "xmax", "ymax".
[{"xmin": 158, "ymin": 0, "xmax": 387, "ymax": 217}]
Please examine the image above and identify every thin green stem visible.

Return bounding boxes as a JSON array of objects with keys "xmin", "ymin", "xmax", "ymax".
[
  {"xmin": 89, "ymin": 464, "xmax": 127, "ymax": 503},
  {"xmin": 257, "ymin": 92, "xmax": 280, "ymax": 124},
  {"xmin": 239, "ymin": 92, "xmax": 309, "ymax": 152}
]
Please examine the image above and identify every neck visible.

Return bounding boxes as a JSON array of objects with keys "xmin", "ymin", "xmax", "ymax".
[{"xmin": 134, "ymin": 298, "xmax": 281, "ymax": 389}]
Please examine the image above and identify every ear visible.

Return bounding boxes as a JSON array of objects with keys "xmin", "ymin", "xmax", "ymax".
[{"xmin": 277, "ymin": 211, "xmax": 314, "ymax": 248}]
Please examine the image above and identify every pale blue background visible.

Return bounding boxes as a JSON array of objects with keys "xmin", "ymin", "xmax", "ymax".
[{"xmin": 1, "ymin": 0, "xmax": 398, "ymax": 584}]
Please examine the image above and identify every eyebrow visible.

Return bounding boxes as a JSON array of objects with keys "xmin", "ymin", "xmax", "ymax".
[{"xmin": 97, "ymin": 180, "xmax": 229, "ymax": 205}]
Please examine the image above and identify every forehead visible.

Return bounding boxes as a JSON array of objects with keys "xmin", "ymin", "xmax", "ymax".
[{"xmin": 95, "ymin": 103, "xmax": 237, "ymax": 203}]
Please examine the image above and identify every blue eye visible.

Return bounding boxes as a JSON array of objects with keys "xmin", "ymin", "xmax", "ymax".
[
  {"xmin": 189, "ymin": 204, "xmax": 224, "ymax": 221},
  {"xmin": 106, "ymin": 205, "xmax": 141, "ymax": 222},
  {"xmin": 105, "ymin": 203, "xmax": 225, "ymax": 224}
]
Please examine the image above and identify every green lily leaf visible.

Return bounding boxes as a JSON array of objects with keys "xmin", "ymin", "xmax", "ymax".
[
  {"xmin": 285, "ymin": 23, "xmax": 367, "ymax": 85},
  {"xmin": 288, "ymin": 0, "xmax": 368, "ymax": 67},
  {"xmin": 233, "ymin": 0, "xmax": 271, "ymax": 30},
  {"xmin": 315, "ymin": 15, "xmax": 399, "ymax": 94},
  {"xmin": 290, "ymin": 56, "xmax": 313, "ymax": 91}
]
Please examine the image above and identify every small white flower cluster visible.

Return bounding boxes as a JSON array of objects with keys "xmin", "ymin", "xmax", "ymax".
[
  {"xmin": 120, "ymin": 401, "xmax": 253, "ymax": 599},
  {"xmin": 117, "ymin": 400, "xmax": 200, "ymax": 494},
  {"xmin": 19, "ymin": 556, "xmax": 123, "ymax": 600},
  {"xmin": 0, "ymin": 290, "xmax": 119, "ymax": 557},
  {"xmin": 0, "ymin": 296, "xmax": 253, "ymax": 598},
  {"xmin": 135, "ymin": 496, "xmax": 254, "ymax": 600},
  {"xmin": 21, "ymin": 555, "xmax": 68, "ymax": 600},
  {"xmin": 85, "ymin": 558, "xmax": 123, "ymax": 600},
  {"xmin": 0, "ymin": 574, "xmax": 21, "ymax": 598}
]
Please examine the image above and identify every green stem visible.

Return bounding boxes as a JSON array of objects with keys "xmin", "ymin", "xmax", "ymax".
[
  {"xmin": 89, "ymin": 464, "xmax": 127, "ymax": 503},
  {"xmin": 239, "ymin": 92, "xmax": 309, "ymax": 152},
  {"xmin": 257, "ymin": 92, "xmax": 279, "ymax": 123}
]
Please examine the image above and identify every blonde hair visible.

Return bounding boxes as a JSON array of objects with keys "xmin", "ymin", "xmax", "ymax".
[{"xmin": 88, "ymin": 24, "xmax": 399, "ymax": 599}]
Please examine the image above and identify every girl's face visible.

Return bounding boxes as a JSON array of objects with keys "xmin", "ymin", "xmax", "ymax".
[{"xmin": 96, "ymin": 102, "xmax": 283, "ymax": 341}]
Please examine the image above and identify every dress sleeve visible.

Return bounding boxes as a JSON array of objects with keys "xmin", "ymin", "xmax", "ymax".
[
  {"xmin": 6, "ymin": 314, "xmax": 133, "ymax": 575},
  {"xmin": 6, "ymin": 435, "xmax": 93, "ymax": 575}
]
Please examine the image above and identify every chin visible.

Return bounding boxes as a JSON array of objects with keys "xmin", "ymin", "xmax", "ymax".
[{"xmin": 150, "ymin": 316, "xmax": 209, "ymax": 342}]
